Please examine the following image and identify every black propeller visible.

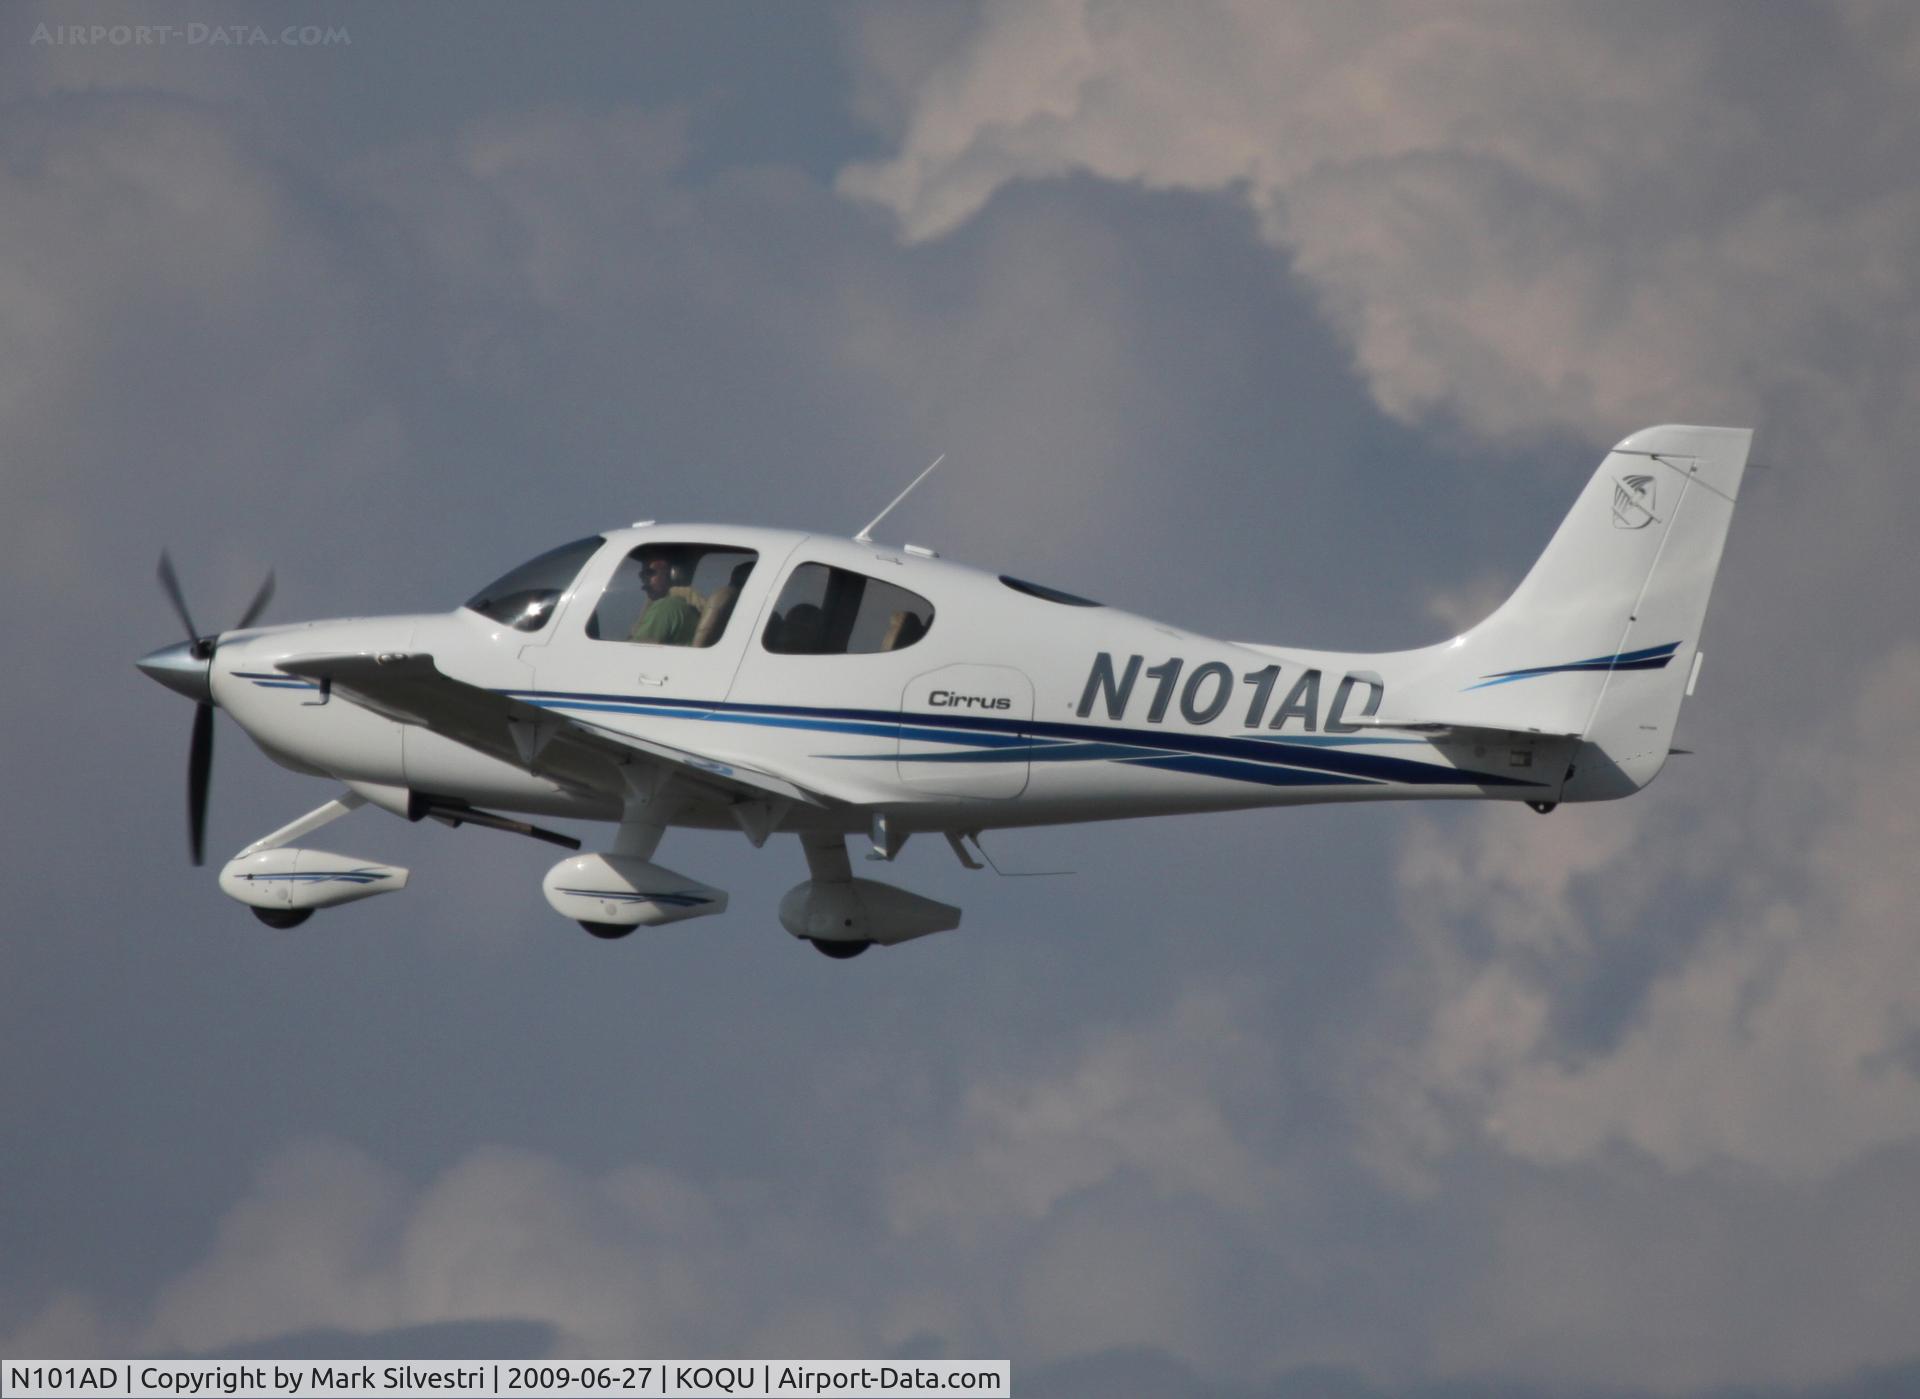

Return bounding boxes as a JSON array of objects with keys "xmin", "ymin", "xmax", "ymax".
[
  {"xmin": 150, "ymin": 550, "xmax": 276, "ymax": 865},
  {"xmin": 156, "ymin": 550, "xmax": 205, "ymax": 657},
  {"xmin": 188, "ymin": 700, "xmax": 214, "ymax": 865}
]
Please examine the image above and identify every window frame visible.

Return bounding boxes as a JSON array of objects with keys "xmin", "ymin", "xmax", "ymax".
[
  {"xmin": 584, "ymin": 542, "xmax": 761, "ymax": 649},
  {"xmin": 760, "ymin": 560, "xmax": 936, "ymax": 656}
]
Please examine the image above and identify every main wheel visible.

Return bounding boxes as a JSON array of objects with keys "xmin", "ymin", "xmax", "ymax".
[
  {"xmin": 251, "ymin": 907, "xmax": 312, "ymax": 930},
  {"xmin": 808, "ymin": 938, "xmax": 872, "ymax": 960},
  {"xmin": 579, "ymin": 920, "xmax": 636, "ymax": 940}
]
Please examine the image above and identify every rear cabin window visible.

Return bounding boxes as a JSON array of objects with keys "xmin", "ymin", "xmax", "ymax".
[
  {"xmin": 586, "ymin": 544, "xmax": 759, "ymax": 648},
  {"xmin": 1000, "ymin": 575, "xmax": 1101, "ymax": 607},
  {"xmin": 763, "ymin": 562, "xmax": 934, "ymax": 655}
]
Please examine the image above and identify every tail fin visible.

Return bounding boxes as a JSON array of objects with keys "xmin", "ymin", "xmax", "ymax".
[{"xmin": 1405, "ymin": 425, "xmax": 1751, "ymax": 800}]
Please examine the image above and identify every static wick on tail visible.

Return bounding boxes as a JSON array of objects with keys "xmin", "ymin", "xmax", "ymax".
[{"xmin": 855, "ymin": 453, "xmax": 946, "ymax": 543}]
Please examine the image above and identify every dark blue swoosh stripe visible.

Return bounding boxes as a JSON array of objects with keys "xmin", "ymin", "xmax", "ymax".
[
  {"xmin": 505, "ymin": 688, "xmax": 1545, "ymax": 789},
  {"xmin": 1467, "ymin": 641, "xmax": 1681, "ymax": 690}
]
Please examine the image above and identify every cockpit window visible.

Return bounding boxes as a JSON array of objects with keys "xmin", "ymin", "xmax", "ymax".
[
  {"xmin": 463, "ymin": 535, "xmax": 604, "ymax": 632},
  {"xmin": 1000, "ymin": 575, "xmax": 1101, "ymax": 607},
  {"xmin": 586, "ymin": 544, "xmax": 759, "ymax": 648},
  {"xmin": 763, "ymin": 562, "xmax": 934, "ymax": 655}
]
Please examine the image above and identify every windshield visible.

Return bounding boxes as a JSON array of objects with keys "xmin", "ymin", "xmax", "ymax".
[{"xmin": 463, "ymin": 535, "xmax": 604, "ymax": 631}]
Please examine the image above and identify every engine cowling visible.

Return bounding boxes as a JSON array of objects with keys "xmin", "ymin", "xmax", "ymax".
[
  {"xmin": 543, "ymin": 852, "xmax": 728, "ymax": 929},
  {"xmin": 778, "ymin": 878, "xmax": 960, "ymax": 947},
  {"xmin": 219, "ymin": 848, "xmax": 409, "ymax": 912}
]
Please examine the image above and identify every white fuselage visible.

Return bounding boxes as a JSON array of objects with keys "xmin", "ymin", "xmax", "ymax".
[{"xmin": 212, "ymin": 525, "xmax": 1561, "ymax": 838}]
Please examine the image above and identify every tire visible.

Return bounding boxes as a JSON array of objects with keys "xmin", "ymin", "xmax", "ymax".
[
  {"xmin": 251, "ymin": 907, "xmax": 313, "ymax": 930},
  {"xmin": 579, "ymin": 920, "xmax": 636, "ymax": 940}
]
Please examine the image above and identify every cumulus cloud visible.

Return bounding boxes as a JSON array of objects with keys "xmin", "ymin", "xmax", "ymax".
[
  {"xmin": 142, "ymin": 1139, "xmax": 409, "ymax": 1353},
  {"xmin": 1370, "ymin": 646, "xmax": 1920, "ymax": 1184},
  {"xmin": 1488, "ymin": 648, "xmax": 1920, "ymax": 1178},
  {"xmin": 840, "ymin": 3, "xmax": 1920, "ymax": 452},
  {"xmin": 1434, "ymin": 1144, "xmax": 1920, "ymax": 1393},
  {"xmin": 882, "ymin": 984, "xmax": 1285, "ymax": 1234},
  {"xmin": 22, "ymin": 1139, "xmax": 775, "ymax": 1360}
]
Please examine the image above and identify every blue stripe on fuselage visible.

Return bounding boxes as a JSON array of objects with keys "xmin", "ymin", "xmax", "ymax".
[{"xmin": 502, "ymin": 688, "xmax": 1544, "ymax": 789}]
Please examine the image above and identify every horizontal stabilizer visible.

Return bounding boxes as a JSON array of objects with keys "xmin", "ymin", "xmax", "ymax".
[{"xmin": 1345, "ymin": 716, "xmax": 1582, "ymax": 741}]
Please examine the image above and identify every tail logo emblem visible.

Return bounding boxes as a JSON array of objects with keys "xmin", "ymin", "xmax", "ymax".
[{"xmin": 1612, "ymin": 473, "xmax": 1657, "ymax": 529}]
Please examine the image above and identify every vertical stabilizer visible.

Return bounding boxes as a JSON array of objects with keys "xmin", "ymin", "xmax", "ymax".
[{"xmin": 1400, "ymin": 425, "xmax": 1751, "ymax": 800}]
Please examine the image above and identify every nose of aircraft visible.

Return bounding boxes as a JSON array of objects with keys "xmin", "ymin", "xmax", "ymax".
[{"xmin": 137, "ymin": 639, "xmax": 214, "ymax": 704}]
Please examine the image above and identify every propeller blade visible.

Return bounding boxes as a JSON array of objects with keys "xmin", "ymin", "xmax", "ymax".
[
  {"xmin": 157, "ymin": 550, "xmax": 202, "ymax": 647},
  {"xmin": 235, "ymin": 570, "xmax": 276, "ymax": 631},
  {"xmin": 155, "ymin": 551, "xmax": 276, "ymax": 863},
  {"xmin": 188, "ymin": 701, "xmax": 214, "ymax": 866}
]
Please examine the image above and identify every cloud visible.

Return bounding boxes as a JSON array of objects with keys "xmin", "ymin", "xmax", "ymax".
[
  {"xmin": 141, "ymin": 1139, "xmax": 407, "ymax": 1354},
  {"xmin": 101, "ymin": 1140, "xmax": 757, "ymax": 1359},
  {"xmin": 881, "ymin": 984, "xmax": 1285, "ymax": 1235},
  {"xmin": 1370, "ymin": 645, "xmax": 1920, "ymax": 1185},
  {"xmin": 839, "ymin": 2, "xmax": 1920, "ymax": 452},
  {"xmin": 1434, "ymin": 1144, "xmax": 1920, "ymax": 1393},
  {"xmin": 1486, "ymin": 647, "xmax": 1920, "ymax": 1179}
]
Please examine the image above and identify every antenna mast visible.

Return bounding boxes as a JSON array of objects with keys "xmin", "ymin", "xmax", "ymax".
[{"xmin": 855, "ymin": 454, "xmax": 946, "ymax": 543}]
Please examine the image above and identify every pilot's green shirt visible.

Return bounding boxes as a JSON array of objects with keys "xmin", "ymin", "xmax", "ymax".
[{"xmin": 630, "ymin": 594, "xmax": 700, "ymax": 645}]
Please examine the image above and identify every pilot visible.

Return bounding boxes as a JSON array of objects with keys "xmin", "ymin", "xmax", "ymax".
[{"xmin": 628, "ymin": 550, "xmax": 700, "ymax": 645}]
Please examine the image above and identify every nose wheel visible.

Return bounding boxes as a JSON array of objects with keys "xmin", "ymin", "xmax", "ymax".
[{"xmin": 807, "ymin": 938, "xmax": 872, "ymax": 960}]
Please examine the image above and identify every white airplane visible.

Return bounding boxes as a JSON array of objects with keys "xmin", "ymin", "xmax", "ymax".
[{"xmin": 138, "ymin": 425, "xmax": 1750, "ymax": 957}]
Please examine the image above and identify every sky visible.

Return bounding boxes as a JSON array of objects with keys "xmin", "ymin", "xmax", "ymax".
[{"xmin": 4, "ymin": 3, "xmax": 1920, "ymax": 1395}]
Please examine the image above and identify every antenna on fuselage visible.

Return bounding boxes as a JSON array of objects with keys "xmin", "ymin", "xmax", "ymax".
[{"xmin": 854, "ymin": 453, "xmax": 946, "ymax": 544}]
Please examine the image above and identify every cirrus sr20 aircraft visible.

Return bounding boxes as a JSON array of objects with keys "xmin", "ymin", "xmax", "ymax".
[{"xmin": 138, "ymin": 425, "xmax": 1749, "ymax": 958}]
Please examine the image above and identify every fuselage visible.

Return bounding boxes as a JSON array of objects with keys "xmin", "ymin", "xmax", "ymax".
[{"xmin": 210, "ymin": 524, "xmax": 1560, "ymax": 836}]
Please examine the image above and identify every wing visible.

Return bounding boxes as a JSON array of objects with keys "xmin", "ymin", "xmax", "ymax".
[{"xmin": 276, "ymin": 652, "xmax": 854, "ymax": 834}]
